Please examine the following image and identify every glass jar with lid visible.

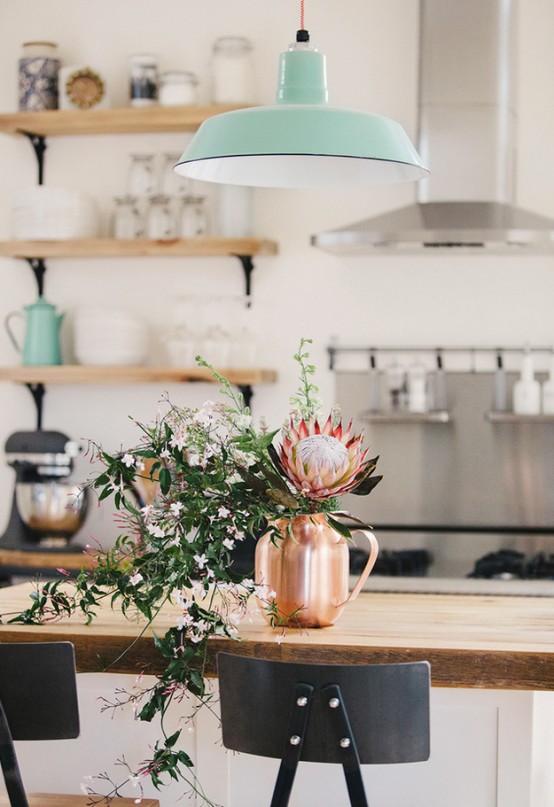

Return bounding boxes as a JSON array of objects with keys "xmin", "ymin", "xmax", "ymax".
[
  {"xmin": 129, "ymin": 53, "xmax": 159, "ymax": 107},
  {"xmin": 18, "ymin": 41, "xmax": 60, "ymax": 110},
  {"xmin": 211, "ymin": 36, "xmax": 254, "ymax": 104},
  {"xmin": 159, "ymin": 71, "xmax": 199, "ymax": 106},
  {"xmin": 127, "ymin": 154, "xmax": 156, "ymax": 198},
  {"xmin": 146, "ymin": 195, "xmax": 175, "ymax": 239},
  {"xmin": 112, "ymin": 196, "xmax": 142, "ymax": 239},
  {"xmin": 178, "ymin": 196, "xmax": 209, "ymax": 238}
]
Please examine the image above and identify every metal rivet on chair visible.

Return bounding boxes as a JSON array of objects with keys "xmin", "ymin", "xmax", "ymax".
[
  {"xmin": 339, "ymin": 737, "xmax": 351, "ymax": 748},
  {"xmin": 289, "ymin": 735, "xmax": 301, "ymax": 746},
  {"xmin": 296, "ymin": 696, "xmax": 308, "ymax": 707},
  {"xmin": 328, "ymin": 697, "xmax": 340, "ymax": 709}
]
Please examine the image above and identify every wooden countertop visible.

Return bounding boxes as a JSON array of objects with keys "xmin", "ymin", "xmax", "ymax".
[{"xmin": 0, "ymin": 583, "xmax": 553, "ymax": 691}]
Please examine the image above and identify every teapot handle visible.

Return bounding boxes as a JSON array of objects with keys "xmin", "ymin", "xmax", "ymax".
[
  {"xmin": 340, "ymin": 512, "xmax": 379, "ymax": 605},
  {"xmin": 4, "ymin": 311, "xmax": 24, "ymax": 354}
]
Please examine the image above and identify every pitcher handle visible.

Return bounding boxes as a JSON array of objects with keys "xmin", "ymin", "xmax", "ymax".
[
  {"xmin": 4, "ymin": 311, "xmax": 24, "ymax": 354},
  {"xmin": 340, "ymin": 512, "xmax": 379, "ymax": 605}
]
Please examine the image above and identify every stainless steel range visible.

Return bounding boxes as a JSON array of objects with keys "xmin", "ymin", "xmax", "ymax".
[{"xmin": 338, "ymin": 369, "xmax": 554, "ymax": 596}]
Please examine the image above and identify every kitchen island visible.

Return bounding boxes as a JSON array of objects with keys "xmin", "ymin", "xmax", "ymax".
[
  {"xmin": 1, "ymin": 583, "xmax": 553, "ymax": 806},
  {"xmin": 0, "ymin": 582, "xmax": 553, "ymax": 688}
]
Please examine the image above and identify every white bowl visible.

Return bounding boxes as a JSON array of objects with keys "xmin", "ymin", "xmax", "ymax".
[{"xmin": 12, "ymin": 186, "xmax": 100, "ymax": 240}]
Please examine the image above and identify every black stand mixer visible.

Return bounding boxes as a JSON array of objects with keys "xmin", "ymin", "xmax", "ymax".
[{"xmin": 0, "ymin": 430, "xmax": 88, "ymax": 551}]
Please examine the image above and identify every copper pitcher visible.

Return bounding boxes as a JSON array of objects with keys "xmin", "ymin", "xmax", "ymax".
[{"xmin": 254, "ymin": 512, "xmax": 379, "ymax": 628}]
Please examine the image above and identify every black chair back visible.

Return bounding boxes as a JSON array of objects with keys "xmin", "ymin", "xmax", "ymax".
[
  {"xmin": 0, "ymin": 642, "xmax": 80, "ymax": 807},
  {"xmin": 218, "ymin": 653, "xmax": 430, "ymax": 807}
]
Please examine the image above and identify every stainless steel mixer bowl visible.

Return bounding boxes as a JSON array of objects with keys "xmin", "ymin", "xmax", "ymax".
[{"xmin": 15, "ymin": 481, "xmax": 88, "ymax": 542}]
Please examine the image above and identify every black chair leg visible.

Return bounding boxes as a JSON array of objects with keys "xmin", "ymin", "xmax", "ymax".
[
  {"xmin": 269, "ymin": 682, "xmax": 314, "ymax": 807},
  {"xmin": 323, "ymin": 684, "xmax": 369, "ymax": 807},
  {"xmin": 0, "ymin": 699, "xmax": 29, "ymax": 807}
]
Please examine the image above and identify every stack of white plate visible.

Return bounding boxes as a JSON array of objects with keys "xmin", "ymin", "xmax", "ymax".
[
  {"xmin": 12, "ymin": 186, "xmax": 100, "ymax": 240},
  {"xmin": 74, "ymin": 308, "xmax": 149, "ymax": 365}
]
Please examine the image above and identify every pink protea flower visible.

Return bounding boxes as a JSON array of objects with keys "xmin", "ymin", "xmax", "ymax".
[{"xmin": 277, "ymin": 416, "xmax": 378, "ymax": 501}]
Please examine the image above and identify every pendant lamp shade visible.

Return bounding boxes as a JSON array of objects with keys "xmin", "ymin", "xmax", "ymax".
[{"xmin": 175, "ymin": 35, "xmax": 428, "ymax": 189}]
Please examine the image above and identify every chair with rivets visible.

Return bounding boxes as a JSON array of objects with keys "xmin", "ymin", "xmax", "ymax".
[
  {"xmin": 0, "ymin": 641, "xmax": 160, "ymax": 807},
  {"xmin": 218, "ymin": 652, "xmax": 431, "ymax": 807}
]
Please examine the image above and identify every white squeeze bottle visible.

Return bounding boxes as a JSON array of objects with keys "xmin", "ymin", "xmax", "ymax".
[
  {"xmin": 542, "ymin": 350, "xmax": 554, "ymax": 415},
  {"xmin": 513, "ymin": 347, "xmax": 541, "ymax": 415}
]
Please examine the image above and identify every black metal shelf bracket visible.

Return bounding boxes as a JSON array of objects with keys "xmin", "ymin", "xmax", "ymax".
[
  {"xmin": 234, "ymin": 255, "xmax": 254, "ymax": 304},
  {"xmin": 22, "ymin": 132, "xmax": 47, "ymax": 185},
  {"xmin": 25, "ymin": 258, "xmax": 47, "ymax": 297},
  {"xmin": 25, "ymin": 383, "xmax": 45, "ymax": 430},
  {"xmin": 237, "ymin": 384, "xmax": 253, "ymax": 410}
]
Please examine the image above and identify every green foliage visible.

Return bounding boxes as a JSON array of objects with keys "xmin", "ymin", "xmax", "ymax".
[{"xmin": 3, "ymin": 339, "xmax": 382, "ymax": 805}]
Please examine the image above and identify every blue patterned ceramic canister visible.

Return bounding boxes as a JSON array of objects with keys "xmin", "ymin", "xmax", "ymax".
[{"xmin": 18, "ymin": 41, "xmax": 60, "ymax": 111}]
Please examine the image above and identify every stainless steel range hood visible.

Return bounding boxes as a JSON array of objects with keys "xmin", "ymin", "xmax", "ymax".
[{"xmin": 312, "ymin": 0, "xmax": 554, "ymax": 254}]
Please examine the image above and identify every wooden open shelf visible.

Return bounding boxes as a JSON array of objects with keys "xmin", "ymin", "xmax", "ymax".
[
  {"xmin": 0, "ymin": 365, "xmax": 277, "ymax": 386},
  {"xmin": 0, "ymin": 546, "xmax": 93, "ymax": 573},
  {"xmin": 0, "ymin": 104, "xmax": 247, "ymax": 137},
  {"xmin": 0, "ymin": 237, "xmax": 278, "ymax": 259}
]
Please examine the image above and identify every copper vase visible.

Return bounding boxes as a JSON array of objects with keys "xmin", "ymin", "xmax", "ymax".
[{"xmin": 254, "ymin": 513, "xmax": 379, "ymax": 628}]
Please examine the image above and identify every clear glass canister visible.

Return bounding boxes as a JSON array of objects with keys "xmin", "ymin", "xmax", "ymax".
[
  {"xmin": 129, "ymin": 53, "xmax": 159, "ymax": 107},
  {"xmin": 178, "ymin": 196, "xmax": 209, "ymax": 238},
  {"xmin": 211, "ymin": 36, "xmax": 254, "ymax": 104},
  {"xmin": 18, "ymin": 41, "xmax": 60, "ymax": 111},
  {"xmin": 159, "ymin": 71, "xmax": 198, "ymax": 106},
  {"xmin": 146, "ymin": 195, "xmax": 175, "ymax": 239},
  {"xmin": 127, "ymin": 154, "xmax": 156, "ymax": 198},
  {"xmin": 113, "ymin": 196, "xmax": 142, "ymax": 239}
]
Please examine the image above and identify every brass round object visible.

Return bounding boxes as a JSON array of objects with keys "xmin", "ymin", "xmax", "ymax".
[{"xmin": 65, "ymin": 68, "xmax": 105, "ymax": 109}]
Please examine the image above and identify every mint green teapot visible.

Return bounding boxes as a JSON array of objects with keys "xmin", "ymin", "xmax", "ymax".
[{"xmin": 5, "ymin": 296, "xmax": 64, "ymax": 365}]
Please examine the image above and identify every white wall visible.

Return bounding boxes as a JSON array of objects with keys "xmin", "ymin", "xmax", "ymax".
[{"xmin": 0, "ymin": 0, "xmax": 553, "ymax": 544}]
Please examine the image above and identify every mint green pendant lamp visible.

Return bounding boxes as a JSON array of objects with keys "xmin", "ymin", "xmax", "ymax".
[{"xmin": 175, "ymin": 23, "xmax": 428, "ymax": 189}]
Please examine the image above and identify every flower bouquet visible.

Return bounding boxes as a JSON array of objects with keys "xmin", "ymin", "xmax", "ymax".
[{"xmin": 3, "ymin": 339, "xmax": 381, "ymax": 804}]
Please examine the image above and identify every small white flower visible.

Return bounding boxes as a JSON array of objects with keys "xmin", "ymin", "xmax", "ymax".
[
  {"xmin": 140, "ymin": 504, "xmax": 154, "ymax": 520},
  {"xmin": 194, "ymin": 553, "xmax": 208, "ymax": 569},
  {"xmin": 187, "ymin": 452, "xmax": 201, "ymax": 466},
  {"xmin": 170, "ymin": 428, "xmax": 187, "ymax": 451},
  {"xmin": 147, "ymin": 524, "xmax": 165, "ymax": 538},
  {"xmin": 122, "ymin": 453, "xmax": 135, "ymax": 467},
  {"xmin": 129, "ymin": 573, "xmax": 143, "ymax": 586},
  {"xmin": 135, "ymin": 459, "xmax": 145, "ymax": 471},
  {"xmin": 170, "ymin": 502, "xmax": 183, "ymax": 517},
  {"xmin": 218, "ymin": 506, "xmax": 231, "ymax": 518},
  {"xmin": 160, "ymin": 447, "xmax": 171, "ymax": 460},
  {"xmin": 222, "ymin": 537, "xmax": 235, "ymax": 550},
  {"xmin": 171, "ymin": 588, "xmax": 184, "ymax": 605}
]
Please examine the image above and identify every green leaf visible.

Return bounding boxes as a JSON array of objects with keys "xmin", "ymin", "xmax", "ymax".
[
  {"xmin": 350, "ymin": 474, "xmax": 383, "ymax": 496},
  {"xmin": 159, "ymin": 467, "xmax": 172, "ymax": 495},
  {"xmin": 325, "ymin": 514, "xmax": 353, "ymax": 539}
]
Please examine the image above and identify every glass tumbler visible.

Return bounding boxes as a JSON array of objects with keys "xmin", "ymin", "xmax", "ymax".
[
  {"xmin": 146, "ymin": 195, "xmax": 175, "ymax": 239},
  {"xmin": 127, "ymin": 154, "xmax": 156, "ymax": 198},
  {"xmin": 113, "ymin": 196, "xmax": 142, "ymax": 239},
  {"xmin": 178, "ymin": 196, "xmax": 209, "ymax": 238}
]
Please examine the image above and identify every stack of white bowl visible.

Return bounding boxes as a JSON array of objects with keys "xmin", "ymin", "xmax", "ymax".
[
  {"xmin": 12, "ymin": 187, "xmax": 100, "ymax": 240},
  {"xmin": 74, "ymin": 308, "xmax": 149, "ymax": 366}
]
